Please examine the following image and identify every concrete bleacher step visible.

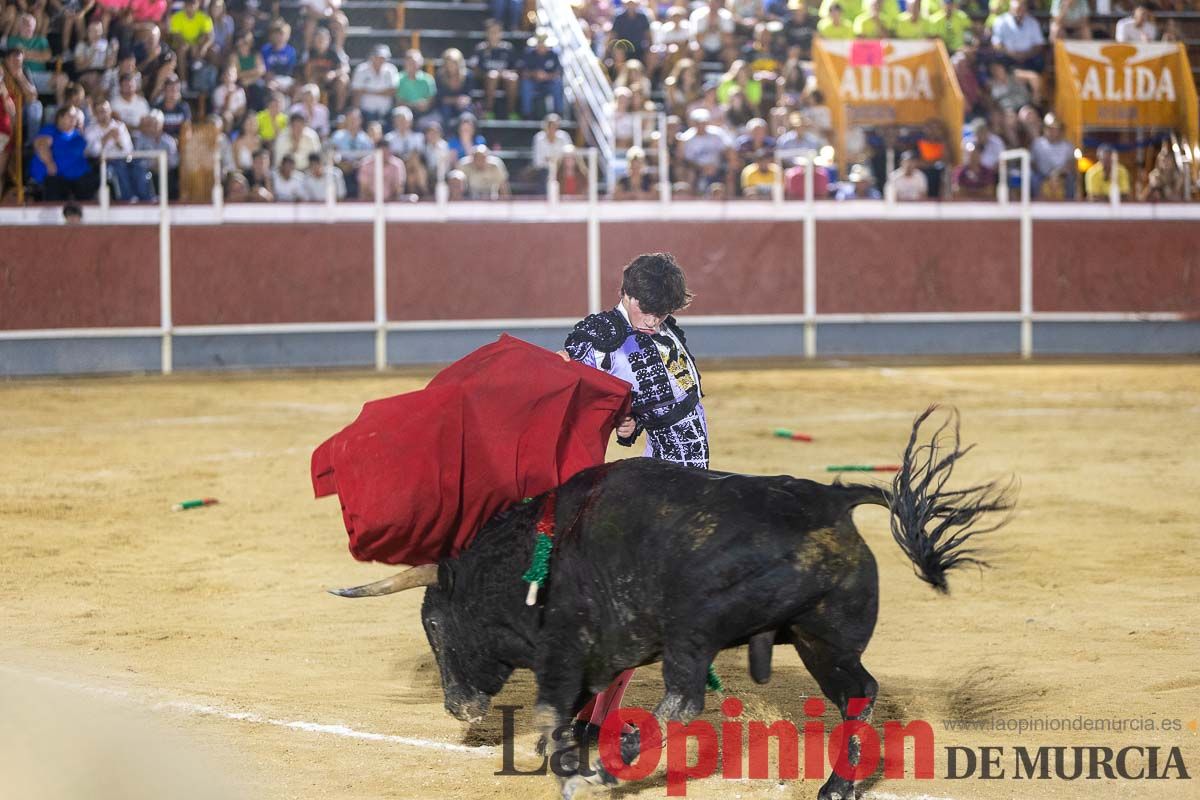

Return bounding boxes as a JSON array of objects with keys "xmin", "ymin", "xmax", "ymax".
[
  {"xmin": 478, "ymin": 118, "xmax": 576, "ymax": 148},
  {"xmin": 345, "ymin": 28, "xmax": 525, "ymax": 60},
  {"xmin": 341, "ymin": 0, "xmax": 490, "ymax": 31}
]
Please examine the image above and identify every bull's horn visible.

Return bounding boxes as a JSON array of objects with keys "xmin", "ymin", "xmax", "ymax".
[{"xmin": 327, "ymin": 564, "xmax": 439, "ymax": 598}]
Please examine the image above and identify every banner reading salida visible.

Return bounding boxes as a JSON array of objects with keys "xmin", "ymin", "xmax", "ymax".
[{"xmin": 1054, "ymin": 40, "xmax": 1197, "ymax": 132}]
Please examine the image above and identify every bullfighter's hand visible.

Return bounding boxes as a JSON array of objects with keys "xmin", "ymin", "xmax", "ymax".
[{"xmin": 616, "ymin": 416, "xmax": 636, "ymax": 437}]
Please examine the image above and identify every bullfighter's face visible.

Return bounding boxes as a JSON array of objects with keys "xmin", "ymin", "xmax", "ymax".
[{"xmin": 419, "ymin": 564, "xmax": 511, "ymax": 723}]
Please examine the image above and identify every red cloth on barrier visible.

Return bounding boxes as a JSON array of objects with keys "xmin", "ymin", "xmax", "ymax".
[{"xmin": 311, "ymin": 334, "xmax": 632, "ymax": 565}]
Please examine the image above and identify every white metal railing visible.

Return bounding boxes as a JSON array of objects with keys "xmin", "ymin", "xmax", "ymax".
[
  {"xmin": 997, "ymin": 149, "xmax": 1033, "ymax": 359},
  {"xmin": 537, "ymin": 0, "xmax": 615, "ymax": 191}
]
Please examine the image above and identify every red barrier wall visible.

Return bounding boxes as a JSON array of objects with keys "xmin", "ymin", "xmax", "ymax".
[
  {"xmin": 817, "ymin": 221, "xmax": 1020, "ymax": 313},
  {"xmin": 172, "ymin": 224, "xmax": 374, "ymax": 325},
  {"xmin": 0, "ymin": 225, "xmax": 159, "ymax": 329},
  {"xmin": 386, "ymin": 222, "xmax": 588, "ymax": 320},
  {"xmin": 599, "ymin": 221, "xmax": 806, "ymax": 314},
  {"xmin": 1033, "ymin": 221, "xmax": 1200, "ymax": 313}
]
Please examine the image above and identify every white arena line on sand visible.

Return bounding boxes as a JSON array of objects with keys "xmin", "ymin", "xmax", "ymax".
[{"xmin": 0, "ymin": 665, "xmax": 492, "ymax": 757}]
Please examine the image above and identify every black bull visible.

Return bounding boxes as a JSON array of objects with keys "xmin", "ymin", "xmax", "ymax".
[{"xmin": 331, "ymin": 408, "xmax": 1015, "ymax": 799}]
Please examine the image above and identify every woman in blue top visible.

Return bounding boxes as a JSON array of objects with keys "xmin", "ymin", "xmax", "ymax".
[{"xmin": 32, "ymin": 107, "xmax": 97, "ymax": 201}]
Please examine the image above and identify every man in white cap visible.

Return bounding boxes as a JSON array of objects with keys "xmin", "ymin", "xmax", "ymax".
[
  {"xmin": 678, "ymin": 107, "xmax": 734, "ymax": 194},
  {"xmin": 351, "ymin": 44, "xmax": 399, "ymax": 123}
]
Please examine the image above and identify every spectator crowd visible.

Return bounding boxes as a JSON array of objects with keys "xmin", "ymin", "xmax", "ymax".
[{"xmin": 0, "ymin": 0, "xmax": 1196, "ymax": 204}]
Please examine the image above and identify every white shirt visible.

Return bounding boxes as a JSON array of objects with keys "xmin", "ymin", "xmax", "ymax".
[
  {"xmin": 303, "ymin": 169, "xmax": 346, "ymax": 201},
  {"xmin": 351, "ymin": 61, "xmax": 400, "ymax": 115},
  {"xmin": 213, "ymin": 84, "xmax": 246, "ymax": 119},
  {"xmin": 109, "ymin": 92, "xmax": 150, "ymax": 128},
  {"xmin": 991, "ymin": 13, "xmax": 1045, "ymax": 54},
  {"xmin": 1031, "ymin": 136, "xmax": 1074, "ymax": 177},
  {"xmin": 532, "ymin": 129, "xmax": 572, "ymax": 169},
  {"xmin": 386, "ymin": 128, "xmax": 423, "ymax": 158},
  {"xmin": 689, "ymin": 6, "xmax": 734, "ymax": 53},
  {"xmin": 289, "ymin": 101, "xmax": 331, "ymax": 136},
  {"xmin": 84, "ymin": 118, "xmax": 133, "ymax": 159},
  {"xmin": 887, "ymin": 168, "xmax": 929, "ymax": 201},
  {"xmin": 273, "ymin": 126, "xmax": 323, "ymax": 165},
  {"xmin": 273, "ymin": 169, "xmax": 308, "ymax": 201},
  {"xmin": 1115, "ymin": 16, "xmax": 1157, "ymax": 43}
]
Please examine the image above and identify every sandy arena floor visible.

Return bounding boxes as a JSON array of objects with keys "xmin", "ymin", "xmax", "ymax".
[{"xmin": 1, "ymin": 360, "xmax": 1198, "ymax": 800}]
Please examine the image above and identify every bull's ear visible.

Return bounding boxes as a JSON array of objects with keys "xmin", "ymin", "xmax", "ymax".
[{"xmin": 436, "ymin": 561, "xmax": 455, "ymax": 596}]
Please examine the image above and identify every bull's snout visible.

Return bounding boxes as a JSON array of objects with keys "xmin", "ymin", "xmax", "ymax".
[{"xmin": 445, "ymin": 690, "xmax": 491, "ymax": 724}]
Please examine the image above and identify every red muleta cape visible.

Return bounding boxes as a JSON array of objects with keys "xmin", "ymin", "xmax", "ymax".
[{"xmin": 311, "ymin": 334, "xmax": 632, "ymax": 565}]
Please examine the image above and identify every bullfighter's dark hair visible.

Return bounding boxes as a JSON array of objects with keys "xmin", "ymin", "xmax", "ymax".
[{"xmin": 620, "ymin": 253, "xmax": 694, "ymax": 317}]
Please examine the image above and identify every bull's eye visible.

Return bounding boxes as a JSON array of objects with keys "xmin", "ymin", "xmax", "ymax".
[{"xmin": 429, "ymin": 620, "xmax": 438, "ymax": 632}]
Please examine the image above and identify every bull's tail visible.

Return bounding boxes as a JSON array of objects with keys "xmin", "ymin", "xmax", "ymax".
[{"xmin": 881, "ymin": 405, "xmax": 1017, "ymax": 593}]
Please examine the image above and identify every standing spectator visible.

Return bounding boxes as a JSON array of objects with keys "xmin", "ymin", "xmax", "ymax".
[
  {"xmin": 255, "ymin": 91, "xmax": 288, "ymax": 143},
  {"xmin": 233, "ymin": 30, "xmax": 268, "ymax": 109},
  {"xmin": 290, "ymin": 82, "xmax": 330, "ymax": 136},
  {"xmin": 611, "ymin": 0, "xmax": 652, "ymax": 63},
  {"xmin": 435, "ymin": 48, "xmax": 474, "ymax": 125},
  {"xmin": 1115, "ymin": 4, "xmax": 1157, "ymax": 43},
  {"xmin": 615, "ymin": 145, "xmax": 654, "ymax": 199},
  {"xmin": 1031, "ymin": 113, "xmax": 1076, "ymax": 199},
  {"xmin": 132, "ymin": 109, "xmax": 180, "ymax": 200},
  {"xmin": 472, "ymin": 19, "xmax": 518, "ymax": 120},
  {"xmin": 893, "ymin": 1, "xmax": 929, "ymax": 39},
  {"xmin": 1050, "ymin": 0, "xmax": 1090, "ymax": 41},
  {"xmin": 303, "ymin": 26, "xmax": 349, "ymax": 114},
  {"xmin": 532, "ymin": 112, "xmax": 572, "ymax": 173},
  {"xmin": 303, "ymin": 151, "xmax": 346, "ymax": 201},
  {"xmin": 690, "ymin": 0, "xmax": 735, "ymax": 62},
  {"xmin": 853, "ymin": 0, "xmax": 893, "ymax": 38},
  {"xmin": 951, "ymin": 141, "xmax": 996, "ymax": 200},
  {"xmin": 110, "ymin": 71, "xmax": 150, "ymax": 129},
  {"xmin": 272, "ymin": 154, "xmax": 307, "ymax": 200},
  {"xmin": 84, "ymin": 100, "xmax": 135, "ymax": 199},
  {"xmin": 834, "ymin": 163, "xmax": 881, "ymax": 200},
  {"xmin": 396, "ymin": 49, "xmax": 436, "ymax": 117},
  {"xmin": 167, "ymin": 0, "xmax": 213, "ymax": 89},
  {"xmin": 155, "ymin": 78, "xmax": 191, "ymax": 139},
  {"xmin": 351, "ymin": 44, "xmax": 398, "ymax": 123},
  {"xmin": 1084, "ymin": 144, "xmax": 1129, "ymax": 201},
  {"xmin": 817, "ymin": 4, "xmax": 855, "ymax": 39},
  {"xmin": 273, "ymin": 111, "xmax": 321, "ymax": 165},
  {"xmin": 447, "ymin": 112, "xmax": 485, "ymax": 160},
  {"xmin": 385, "ymin": 105, "xmax": 422, "ymax": 158},
  {"xmin": 357, "ymin": 139, "xmax": 406, "ymax": 200},
  {"xmin": 992, "ymin": 0, "xmax": 1046, "ymax": 72},
  {"xmin": 458, "ymin": 143, "xmax": 509, "ymax": 199},
  {"xmin": 928, "ymin": 0, "xmax": 971, "ymax": 51},
  {"xmin": 72, "ymin": 20, "xmax": 114, "ymax": 97},
  {"xmin": 886, "ymin": 150, "xmax": 929, "ymax": 200},
  {"xmin": 261, "ymin": 20, "xmax": 299, "ymax": 94},
  {"xmin": 32, "ymin": 107, "xmax": 96, "ymax": 201},
  {"xmin": 677, "ymin": 107, "xmax": 734, "ymax": 194},
  {"xmin": 740, "ymin": 149, "xmax": 780, "ymax": 197},
  {"xmin": 783, "ymin": 0, "xmax": 818, "ymax": 58},
  {"xmin": 518, "ymin": 31, "xmax": 564, "ymax": 119},
  {"xmin": 3, "ymin": 47, "xmax": 43, "ymax": 136}
]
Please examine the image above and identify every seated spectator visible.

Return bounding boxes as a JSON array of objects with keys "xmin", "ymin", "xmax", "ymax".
[
  {"xmin": 1138, "ymin": 144, "xmax": 1184, "ymax": 202},
  {"xmin": 614, "ymin": 58, "xmax": 652, "ymax": 100},
  {"xmin": 690, "ymin": 0, "xmax": 735, "ymax": 62},
  {"xmin": 886, "ymin": 150, "xmax": 929, "ymax": 200},
  {"xmin": 73, "ymin": 20, "xmax": 115, "ymax": 97},
  {"xmin": 224, "ymin": 170, "xmax": 251, "ymax": 202},
  {"xmin": 396, "ymin": 49, "xmax": 437, "ymax": 117},
  {"xmin": 303, "ymin": 27, "xmax": 350, "ymax": 115},
  {"xmin": 777, "ymin": 111, "xmax": 825, "ymax": 154},
  {"xmin": 952, "ymin": 141, "xmax": 996, "ymax": 200},
  {"xmin": 435, "ymin": 48, "xmax": 475, "ymax": 125},
  {"xmin": 274, "ymin": 111, "xmax": 321, "ymax": 165},
  {"xmin": 518, "ymin": 31, "xmax": 564, "ymax": 119},
  {"xmin": 210, "ymin": 113, "xmax": 235, "ymax": 177},
  {"xmin": 331, "ymin": 108, "xmax": 373, "ymax": 159},
  {"xmin": 0, "ymin": 77, "xmax": 12, "ymax": 198},
  {"xmin": 951, "ymin": 32, "xmax": 984, "ymax": 117},
  {"xmin": 677, "ymin": 107, "xmax": 734, "ymax": 194},
  {"xmin": 741, "ymin": 149, "xmax": 780, "ymax": 198},
  {"xmin": 1084, "ymin": 144, "xmax": 1129, "ymax": 201},
  {"xmin": 247, "ymin": 148, "xmax": 275, "ymax": 201},
  {"xmin": 208, "ymin": 0, "xmax": 236, "ymax": 65},
  {"xmin": 357, "ymin": 140, "xmax": 407, "ymax": 200},
  {"xmin": 1031, "ymin": 113, "xmax": 1075, "ymax": 199},
  {"xmin": 724, "ymin": 87, "xmax": 755, "ymax": 129},
  {"xmin": 782, "ymin": 1, "xmax": 818, "ymax": 58},
  {"xmin": 31, "ymin": 106, "xmax": 95, "ymax": 201},
  {"xmin": 817, "ymin": 4, "xmax": 855, "ymax": 40},
  {"xmin": 299, "ymin": 0, "xmax": 348, "ymax": 54},
  {"xmin": 290, "ymin": 82, "xmax": 330, "ymax": 137},
  {"xmin": 232, "ymin": 30, "xmax": 268, "ymax": 109},
  {"xmin": 928, "ymin": 0, "xmax": 971, "ymax": 51},
  {"xmin": 615, "ymin": 146, "xmax": 654, "ymax": 200},
  {"xmin": 472, "ymin": 19, "xmax": 519, "ymax": 120},
  {"xmin": 132, "ymin": 109, "xmax": 180, "ymax": 200},
  {"xmin": 611, "ymin": 86, "xmax": 637, "ymax": 151},
  {"xmin": 1049, "ymin": 0, "xmax": 1090, "ymax": 41},
  {"xmin": 230, "ymin": 114, "xmax": 262, "ymax": 172},
  {"xmin": 740, "ymin": 23, "xmax": 782, "ymax": 78},
  {"xmin": 273, "ymin": 154, "xmax": 307, "ymax": 201},
  {"xmin": 136, "ymin": 25, "xmax": 179, "ymax": 104},
  {"xmin": 261, "ymin": 20, "xmax": 299, "ymax": 93},
  {"xmin": 854, "ymin": 0, "xmax": 893, "ymax": 38},
  {"xmin": 110, "ymin": 70, "xmax": 150, "ymax": 129},
  {"xmin": 386, "ymin": 106, "xmax": 423, "ymax": 158},
  {"xmin": 85, "ymin": 99, "xmax": 135, "ymax": 200},
  {"xmin": 663, "ymin": 58, "xmax": 701, "ymax": 117},
  {"xmin": 736, "ymin": 117, "xmax": 777, "ymax": 166},
  {"xmin": 964, "ymin": 117, "xmax": 1004, "ymax": 172},
  {"xmin": 167, "ymin": 0, "xmax": 214, "ymax": 89},
  {"xmin": 421, "ymin": 119, "xmax": 453, "ymax": 178},
  {"xmin": 834, "ymin": 163, "xmax": 881, "ymax": 200},
  {"xmin": 458, "ymin": 143, "xmax": 509, "ymax": 199},
  {"xmin": 652, "ymin": 6, "xmax": 692, "ymax": 75},
  {"xmin": 784, "ymin": 158, "xmax": 831, "ymax": 200},
  {"xmin": 4, "ymin": 14, "xmax": 58, "ymax": 96},
  {"xmin": 992, "ymin": 0, "xmax": 1045, "ymax": 72},
  {"xmin": 893, "ymin": 1, "xmax": 929, "ymax": 39},
  {"xmin": 717, "ymin": 61, "xmax": 761, "ymax": 114},
  {"xmin": 212, "ymin": 65, "xmax": 247, "ymax": 131},
  {"xmin": 1116, "ymin": 4, "xmax": 1157, "ymax": 43},
  {"xmin": 447, "ymin": 112, "xmax": 486, "ymax": 160},
  {"xmin": 557, "ymin": 144, "xmax": 584, "ymax": 196},
  {"xmin": 156, "ymin": 78, "xmax": 192, "ymax": 139},
  {"xmin": 532, "ymin": 112, "xmax": 572, "ymax": 174},
  {"xmin": 3, "ymin": 48, "xmax": 43, "ymax": 137},
  {"xmin": 351, "ymin": 45, "xmax": 399, "ymax": 123}
]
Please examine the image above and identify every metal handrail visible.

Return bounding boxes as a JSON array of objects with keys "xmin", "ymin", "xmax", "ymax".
[{"xmin": 536, "ymin": 0, "xmax": 615, "ymax": 191}]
